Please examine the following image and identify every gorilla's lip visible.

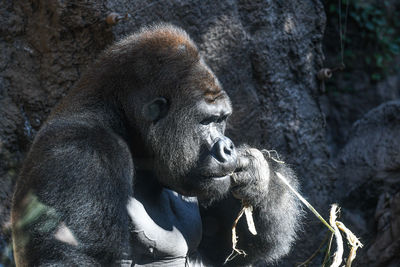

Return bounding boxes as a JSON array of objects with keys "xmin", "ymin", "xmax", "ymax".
[{"xmin": 208, "ymin": 175, "xmax": 230, "ymax": 181}]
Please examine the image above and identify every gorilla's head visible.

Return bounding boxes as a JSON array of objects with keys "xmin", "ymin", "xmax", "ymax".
[{"xmin": 99, "ymin": 24, "xmax": 238, "ymax": 201}]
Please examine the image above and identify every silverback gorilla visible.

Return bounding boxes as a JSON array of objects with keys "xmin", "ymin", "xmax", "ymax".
[{"xmin": 11, "ymin": 24, "xmax": 301, "ymax": 266}]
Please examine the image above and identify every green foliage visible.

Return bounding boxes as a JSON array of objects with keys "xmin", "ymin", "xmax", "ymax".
[{"xmin": 327, "ymin": 0, "xmax": 400, "ymax": 81}]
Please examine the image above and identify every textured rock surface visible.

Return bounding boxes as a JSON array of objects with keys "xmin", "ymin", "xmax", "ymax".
[
  {"xmin": 363, "ymin": 191, "xmax": 400, "ymax": 267},
  {"xmin": 336, "ymin": 101, "xmax": 400, "ymax": 266},
  {"xmin": 1, "ymin": 0, "xmax": 399, "ymax": 266}
]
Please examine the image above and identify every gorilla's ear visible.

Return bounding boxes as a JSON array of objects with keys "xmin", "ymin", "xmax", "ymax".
[{"xmin": 143, "ymin": 97, "xmax": 169, "ymax": 122}]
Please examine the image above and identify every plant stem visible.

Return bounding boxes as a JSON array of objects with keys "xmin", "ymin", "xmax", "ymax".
[{"xmin": 275, "ymin": 172, "xmax": 335, "ymax": 233}]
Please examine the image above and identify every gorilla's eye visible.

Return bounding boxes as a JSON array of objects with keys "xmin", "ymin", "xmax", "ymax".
[
  {"xmin": 200, "ymin": 116, "xmax": 219, "ymax": 125},
  {"xmin": 200, "ymin": 115, "xmax": 228, "ymax": 125}
]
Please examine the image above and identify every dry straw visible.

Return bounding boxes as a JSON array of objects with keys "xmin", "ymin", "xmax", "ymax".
[{"xmin": 225, "ymin": 150, "xmax": 363, "ymax": 266}]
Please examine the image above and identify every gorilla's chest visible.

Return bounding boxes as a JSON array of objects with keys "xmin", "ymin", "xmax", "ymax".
[{"xmin": 127, "ymin": 188, "xmax": 202, "ymax": 266}]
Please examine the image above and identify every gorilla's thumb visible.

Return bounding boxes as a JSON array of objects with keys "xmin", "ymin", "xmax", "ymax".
[{"xmin": 235, "ymin": 156, "xmax": 250, "ymax": 172}]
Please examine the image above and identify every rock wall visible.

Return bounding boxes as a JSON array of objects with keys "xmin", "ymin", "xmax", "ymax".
[{"xmin": 1, "ymin": 0, "xmax": 399, "ymax": 266}]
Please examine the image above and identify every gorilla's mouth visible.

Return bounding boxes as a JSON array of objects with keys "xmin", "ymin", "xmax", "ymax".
[
  {"xmin": 208, "ymin": 175, "xmax": 230, "ymax": 181},
  {"xmin": 201, "ymin": 174, "xmax": 232, "ymax": 189},
  {"xmin": 196, "ymin": 159, "xmax": 236, "ymax": 182}
]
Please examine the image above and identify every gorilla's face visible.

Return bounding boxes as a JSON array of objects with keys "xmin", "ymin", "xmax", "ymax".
[
  {"xmin": 115, "ymin": 26, "xmax": 238, "ymax": 202},
  {"xmin": 144, "ymin": 59, "xmax": 238, "ymax": 201}
]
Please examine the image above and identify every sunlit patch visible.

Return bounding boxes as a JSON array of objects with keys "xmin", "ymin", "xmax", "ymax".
[
  {"xmin": 284, "ymin": 15, "xmax": 295, "ymax": 33},
  {"xmin": 14, "ymin": 191, "xmax": 64, "ymax": 247},
  {"xmin": 126, "ymin": 196, "xmax": 190, "ymax": 256},
  {"xmin": 306, "ymin": 51, "xmax": 313, "ymax": 63},
  {"xmin": 54, "ymin": 222, "xmax": 78, "ymax": 246},
  {"xmin": 16, "ymin": 192, "xmax": 58, "ymax": 232}
]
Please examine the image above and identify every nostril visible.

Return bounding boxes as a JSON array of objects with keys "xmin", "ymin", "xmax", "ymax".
[
  {"xmin": 224, "ymin": 146, "xmax": 231, "ymax": 155},
  {"xmin": 212, "ymin": 137, "xmax": 236, "ymax": 163},
  {"xmin": 229, "ymin": 142, "xmax": 234, "ymax": 151}
]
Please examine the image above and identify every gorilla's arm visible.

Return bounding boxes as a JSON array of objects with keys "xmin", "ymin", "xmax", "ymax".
[
  {"xmin": 198, "ymin": 148, "xmax": 302, "ymax": 266},
  {"xmin": 12, "ymin": 123, "xmax": 134, "ymax": 266}
]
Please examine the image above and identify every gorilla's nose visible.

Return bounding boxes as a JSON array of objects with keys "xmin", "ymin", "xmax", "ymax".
[{"xmin": 212, "ymin": 137, "xmax": 237, "ymax": 165}]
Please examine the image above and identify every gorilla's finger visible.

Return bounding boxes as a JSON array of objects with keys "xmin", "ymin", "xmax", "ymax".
[{"xmin": 235, "ymin": 156, "xmax": 250, "ymax": 172}]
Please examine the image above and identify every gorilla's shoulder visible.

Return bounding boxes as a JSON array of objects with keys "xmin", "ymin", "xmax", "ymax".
[{"xmin": 29, "ymin": 119, "xmax": 131, "ymax": 165}]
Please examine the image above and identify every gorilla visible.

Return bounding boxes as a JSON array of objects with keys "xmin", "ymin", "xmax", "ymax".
[{"xmin": 11, "ymin": 24, "xmax": 301, "ymax": 266}]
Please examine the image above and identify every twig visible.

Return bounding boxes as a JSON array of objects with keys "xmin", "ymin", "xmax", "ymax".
[
  {"xmin": 265, "ymin": 151, "xmax": 363, "ymax": 267},
  {"xmin": 275, "ymin": 172, "xmax": 335, "ymax": 233},
  {"xmin": 329, "ymin": 204, "xmax": 343, "ymax": 267},
  {"xmin": 336, "ymin": 221, "xmax": 363, "ymax": 267},
  {"xmin": 224, "ymin": 203, "xmax": 248, "ymax": 264},
  {"xmin": 322, "ymin": 233, "xmax": 334, "ymax": 267},
  {"xmin": 261, "ymin": 149, "xmax": 285, "ymax": 164}
]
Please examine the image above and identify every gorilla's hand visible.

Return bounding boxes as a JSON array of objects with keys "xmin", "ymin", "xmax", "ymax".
[
  {"xmin": 230, "ymin": 148, "xmax": 271, "ymax": 206},
  {"xmin": 201, "ymin": 147, "xmax": 301, "ymax": 265}
]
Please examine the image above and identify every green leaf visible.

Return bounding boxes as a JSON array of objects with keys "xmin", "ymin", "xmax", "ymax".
[
  {"xmin": 371, "ymin": 73, "xmax": 382, "ymax": 81},
  {"xmin": 375, "ymin": 54, "xmax": 384, "ymax": 68},
  {"xmin": 329, "ymin": 4, "xmax": 337, "ymax": 13}
]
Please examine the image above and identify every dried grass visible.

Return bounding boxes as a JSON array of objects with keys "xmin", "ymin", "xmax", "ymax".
[{"xmin": 225, "ymin": 150, "xmax": 364, "ymax": 266}]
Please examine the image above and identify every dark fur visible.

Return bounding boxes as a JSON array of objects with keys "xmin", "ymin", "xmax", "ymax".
[{"xmin": 11, "ymin": 24, "xmax": 301, "ymax": 266}]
